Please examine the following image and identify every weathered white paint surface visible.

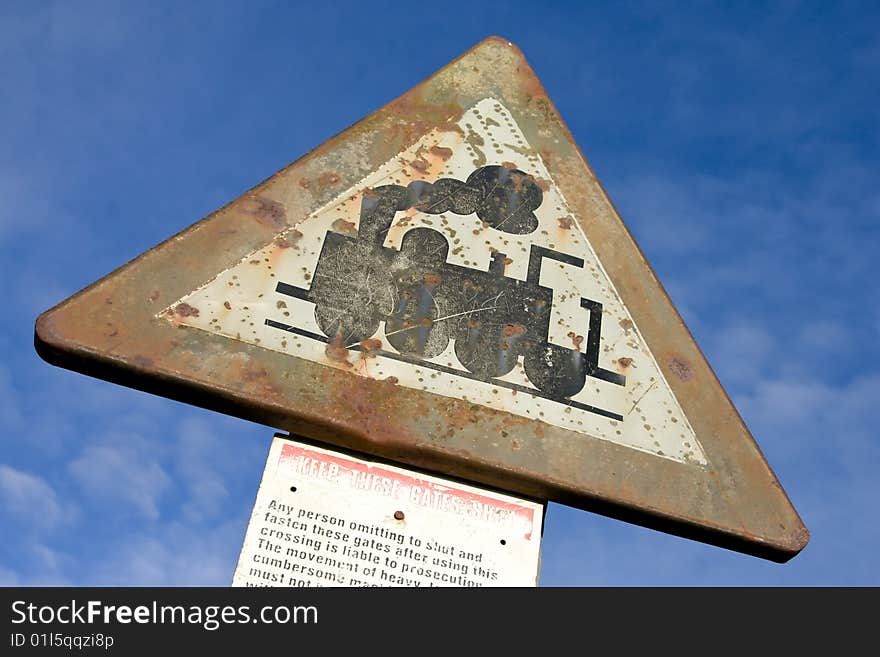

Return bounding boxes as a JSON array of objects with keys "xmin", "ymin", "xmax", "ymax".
[
  {"xmin": 232, "ymin": 436, "xmax": 544, "ymax": 587},
  {"xmin": 167, "ymin": 99, "xmax": 705, "ymax": 465}
]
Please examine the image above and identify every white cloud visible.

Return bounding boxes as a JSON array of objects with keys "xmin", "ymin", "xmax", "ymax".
[
  {"xmin": 610, "ymin": 173, "xmax": 716, "ymax": 255},
  {"xmin": 739, "ymin": 373, "xmax": 879, "ymax": 444},
  {"xmin": 0, "ymin": 564, "xmax": 73, "ymax": 587},
  {"xmin": 705, "ymin": 320, "xmax": 776, "ymax": 388},
  {"xmin": 172, "ymin": 415, "xmax": 269, "ymax": 523},
  {"xmin": 68, "ymin": 444, "xmax": 171, "ymax": 520},
  {"xmin": 798, "ymin": 320, "xmax": 847, "ymax": 351},
  {"xmin": 0, "ymin": 464, "xmax": 68, "ymax": 530},
  {"xmin": 174, "ymin": 417, "xmax": 230, "ymax": 521},
  {"xmin": 87, "ymin": 519, "xmax": 249, "ymax": 586},
  {"xmin": 32, "ymin": 543, "xmax": 65, "ymax": 571},
  {"xmin": 0, "ymin": 567, "xmax": 21, "ymax": 586}
]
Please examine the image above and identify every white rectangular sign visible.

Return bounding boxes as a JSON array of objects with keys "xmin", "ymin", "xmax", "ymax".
[{"xmin": 232, "ymin": 435, "xmax": 544, "ymax": 587}]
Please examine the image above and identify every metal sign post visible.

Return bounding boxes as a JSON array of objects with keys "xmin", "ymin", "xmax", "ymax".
[{"xmin": 35, "ymin": 36, "xmax": 807, "ymax": 569}]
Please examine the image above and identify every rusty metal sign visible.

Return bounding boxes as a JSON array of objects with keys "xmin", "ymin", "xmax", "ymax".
[
  {"xmin": 34, "ymin": 36, "xmax": 807, "ymax": 562},
  {"xmin": 233, "ymin": 434, "xmax": 543, "ymax": 587}
]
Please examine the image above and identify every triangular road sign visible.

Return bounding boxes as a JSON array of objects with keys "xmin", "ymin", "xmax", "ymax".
[{"xmin": 35, "ymin": 36, "xmax": 807, "ymax": 562}]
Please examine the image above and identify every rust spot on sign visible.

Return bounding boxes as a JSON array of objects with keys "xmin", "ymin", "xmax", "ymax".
[
  {"xmin": 325, "ymin": 334, "xmax": 352, "ymax": 367},
  {"xmin": 321, "ymin": 367, "xmax": 413, "ymax": 449},
  {"xmin": 567, "ymin": 331, "xmax": 584, "ymax": 350},
  {"xmin": 174, "ymin": 303, "xmax": 199, "ymax": 318},
  {"xmin": 667, "ymin": 356, "xmax": 694, "ymax": 381},
  {"xmin": 241, "ymin": 365, "xmax": 269, "ymax": 382},
  {"xmin": 240, "ymin": 196, "xmax": 287, "ymax": 231},
  {"xmin": 429, "ymin": 145, "xmax": 453, "ymax": 160},
  {"xmin": 275, "ymin": 230, "xmax": 303, "ymax": 249},
  {"xmin": 410, "ymin": 157, "xmax": 430, "ymax": 172},
  {"xmin": 317, "ymin": 172, "xmax": 341, "ymax": 190},
  {"xmin": 386, "ymin": 96, "xmax": 465, "ymax": 145},
  {"xmin": 331, "ymin": 219, "xmax": 357, "ymax": 236},
  {"xmin": 532, "ymin": 176, "xmax": 551, "ymax": 192},
  {"xmin": 359, "ymin": 338, "xmax": 383, "ymax": 358},
  {"xmin": 557, "ymin": 216, "xmax": 574, "ymax": 230},
  {"xmin": 503, "ymin": 323, "xmax": 526, "ymax": 337}
]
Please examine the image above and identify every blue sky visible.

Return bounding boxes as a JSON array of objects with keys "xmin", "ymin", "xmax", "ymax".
[{"xmin": 1, "ymin": 1, "xmax": 877, "ymax": 585}]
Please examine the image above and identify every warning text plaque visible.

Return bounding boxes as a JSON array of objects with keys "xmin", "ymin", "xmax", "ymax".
[{"xmin": 232, "ymin": 435, "xmax": 544, "ymax": 587}]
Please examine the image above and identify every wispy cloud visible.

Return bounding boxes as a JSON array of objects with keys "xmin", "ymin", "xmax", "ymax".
[
  {"xmin": 87, "ymin": 519, "xmax": 248, "ymax": 586},
  {"xmin": 0, "ymin": 464, "xmax": 71, "ymax": 531},
  {"xmin": 174, "ymin": 417, "xmax": 233, "ymax": 522},
  {"xmin": 68, "ymin": 444, "xmax": 171, "ymax": 521}
]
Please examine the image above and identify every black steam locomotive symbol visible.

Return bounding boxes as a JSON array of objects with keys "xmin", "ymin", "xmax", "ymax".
[{"xmin": 267, "ymin": 165, "xmax": 625, "ymax": 420}]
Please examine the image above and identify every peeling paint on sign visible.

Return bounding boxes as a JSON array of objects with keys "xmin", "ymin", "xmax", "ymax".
[{"xmin": 164, "ymin": 99, "xmax": 706, "ymax": 465}]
